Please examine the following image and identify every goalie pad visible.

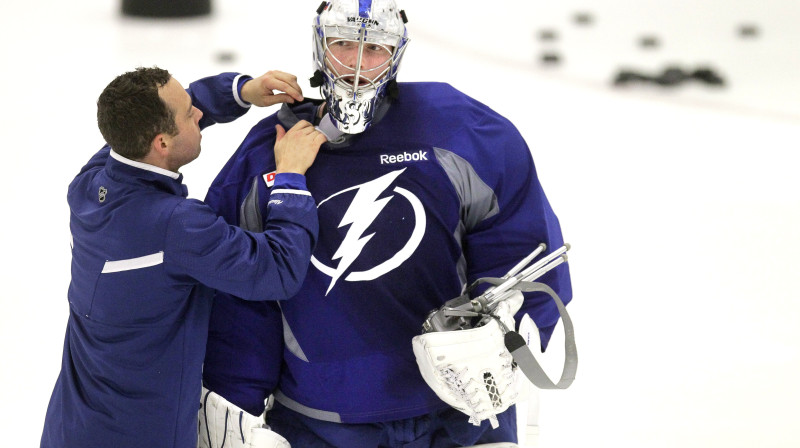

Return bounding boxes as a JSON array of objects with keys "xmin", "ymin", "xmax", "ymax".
[
  {"xmin": 412, "ymin": 292, "xmax": 523, "ymax": 428},
  {"xmin": 199, "ymin": 387, "xmax": 290, "ymax": 448}
]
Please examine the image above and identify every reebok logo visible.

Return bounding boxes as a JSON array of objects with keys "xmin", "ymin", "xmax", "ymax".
[{"xmin": 380, "ymin": 150, "xmax": 428, "ymax": 165}]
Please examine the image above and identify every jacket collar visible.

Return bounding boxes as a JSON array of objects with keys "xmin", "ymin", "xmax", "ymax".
[{"xmin": 107, "ymin": 149, "xmax": 188, "ymax": 197}]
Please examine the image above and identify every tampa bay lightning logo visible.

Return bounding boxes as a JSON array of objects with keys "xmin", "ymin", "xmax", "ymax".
[{"xmin": 311, "ymin": 168, "xmax": 426, "ymax": 295}]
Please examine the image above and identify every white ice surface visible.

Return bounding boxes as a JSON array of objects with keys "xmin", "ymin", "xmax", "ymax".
[{"xmin": 1, "ymin": 1, "xmax": 798, "ymax": 447}]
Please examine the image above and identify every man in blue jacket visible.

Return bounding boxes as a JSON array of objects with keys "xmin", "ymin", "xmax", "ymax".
[{"xmin": 40, "ymin": 67, "xmax": 327, "ymax": 448}]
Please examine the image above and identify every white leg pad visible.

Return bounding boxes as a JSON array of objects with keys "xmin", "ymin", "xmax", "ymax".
[{"xmin": 199, "ymin": 387, "xmax": 290, "ymax": 448}]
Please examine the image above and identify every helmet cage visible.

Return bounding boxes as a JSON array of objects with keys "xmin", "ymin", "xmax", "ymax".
[
  {"xmin": 324, "ymin": 35, "xmax": 394, "ymax": 89},
  {"xmin": 313, "ymin": 4, "xmax": 409, "ymax": 134}
]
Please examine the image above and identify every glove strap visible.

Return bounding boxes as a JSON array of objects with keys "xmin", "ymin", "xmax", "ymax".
[{"xmin": 503, "ymin": 282, "xmax": 578, "ymax": 390}]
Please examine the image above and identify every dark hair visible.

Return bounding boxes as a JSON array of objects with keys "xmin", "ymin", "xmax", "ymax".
[{"xmin": 97, "ymin": 67, "xmax": 178, "ymax": 160}]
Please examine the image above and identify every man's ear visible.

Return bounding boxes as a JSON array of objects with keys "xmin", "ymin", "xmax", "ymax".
[{"xmin": 150, "ymin": 133, "xmax": 170, "ymax": 158}]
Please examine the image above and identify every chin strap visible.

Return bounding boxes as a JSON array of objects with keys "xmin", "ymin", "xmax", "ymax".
[{"xmin": 386, "ymin": 79, "xmax": 399, "ymax": 100}]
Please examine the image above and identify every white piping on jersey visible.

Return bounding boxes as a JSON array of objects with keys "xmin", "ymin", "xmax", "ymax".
[
  {"xmin": 101, "ymin": 251, "xmax": 164, "ymax": 273},
  {"xmin": 110, "ymin": 150, "xmax": 180, "ymax": 179},
  {"xmin": 271, "ymin": 189, "xmax": 312, "ymax": 196}
]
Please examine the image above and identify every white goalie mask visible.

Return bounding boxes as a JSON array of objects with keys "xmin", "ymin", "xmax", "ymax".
[{"xmin": 312, "ymin": 0, "xmax": 409, "ymax": 134}]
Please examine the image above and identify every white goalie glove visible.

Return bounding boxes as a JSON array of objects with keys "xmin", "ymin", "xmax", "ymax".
[
  {"xmin": 414, "ymin": 244, "xmax": 577, "ymax": 430},
  {"xmin": 199, "ymin": 387, "xmax": 290, "ymax": 448},
  {"xmin": 412, "ymin": 292, "xmax": 524, "ymax": 429}
]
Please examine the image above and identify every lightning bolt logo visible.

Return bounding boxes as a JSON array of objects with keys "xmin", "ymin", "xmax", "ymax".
[{"xmin": 312, "ymin": 168, "xmax": 426, "ymax": 295}]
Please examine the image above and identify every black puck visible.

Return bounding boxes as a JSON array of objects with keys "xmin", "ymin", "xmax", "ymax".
[
  {"xmin": 215, "ymin": 51, "xmax": 236, "ymax": 63},
  {"xmin": 655, "ymin": 67, "xmax": 687, "ymax": 86},
  {"xmin": 639, "ymin": 35, "xmax": 660, "ymax": 49},
  {"xmin": 573, "ymin": 12, "xmax": 594, "ymax": 26},
  {"xmin": 738, "ymin": 24, "xmax": 760, "ymax": 38},
  {"xmin": 537, "ymin": 29, "xmax": 558, "ymax": 42},
  {"xmin": 122, "ymin": 0, "xmax": 210, "ymax": 18},
  {"xmin": 540, "ymin": 52, "xmax": 561, "ymax": 65}
]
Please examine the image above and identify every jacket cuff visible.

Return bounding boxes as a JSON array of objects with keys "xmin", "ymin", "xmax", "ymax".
[
  {"xmin": 233, "ymin": 74, "xmax": 254, "ymax": 108},
  {"xmin": 272, "ymin": 172, "xmax": 308, "ymax": 191}
]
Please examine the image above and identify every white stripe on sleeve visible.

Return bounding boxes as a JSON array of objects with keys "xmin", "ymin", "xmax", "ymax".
[
  {"xmin": 102, "ymin": 251, "xmax": 164, "ymax": 273},
  {"xmin": 232, "ymin": 74, "xmax": 251, "ymax": 109},
  {"xmin": 271, "ymin": 189, "xmax": 312, "ymax": 196}
]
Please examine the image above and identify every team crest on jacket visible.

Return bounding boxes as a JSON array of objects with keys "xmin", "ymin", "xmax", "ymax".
[{"xmin": 311, "ymin": 168, "xmax": 426, "ymax": 294}]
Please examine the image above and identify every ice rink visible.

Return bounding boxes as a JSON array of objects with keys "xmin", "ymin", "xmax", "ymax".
[{"xmin": 1, "ymin": 1, "xmax": 798, "ymax": 447}]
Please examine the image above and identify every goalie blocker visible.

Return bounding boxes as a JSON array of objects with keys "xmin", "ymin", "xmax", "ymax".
[{"xmin": 413, "ymin": 244, "xmax": 578, "ymax": 428}]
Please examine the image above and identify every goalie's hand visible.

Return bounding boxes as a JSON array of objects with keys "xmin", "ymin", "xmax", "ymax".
[
  {"xmin": 199, "ymin": 387, "xmax": 290, "ymax": 448},
  {"xmin": 412, "ymin": 291, "xmax": 523, "ymax": 429}
]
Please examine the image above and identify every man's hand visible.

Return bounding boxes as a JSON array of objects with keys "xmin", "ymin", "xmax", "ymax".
[
  {"xmin": 274, "ymin": 121, "xmax": 326, "ymax": 175},
  {"xmin": 241, "ymin": 71, "xmax": 304, "ymax": 107}
]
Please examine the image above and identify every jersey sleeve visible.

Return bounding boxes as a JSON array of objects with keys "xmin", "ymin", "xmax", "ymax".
[
  {"xmin": 201, "ymin": 125, "xmax": 299, "ymax": 415},
  {"xmin": 461, "ymin": 116, "xmax": 573, "ymax": 351}
]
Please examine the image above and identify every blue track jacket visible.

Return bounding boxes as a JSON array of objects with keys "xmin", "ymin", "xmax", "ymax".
[{"xmin": 40, "ymin": 73, "xmax": 318, "ymax": 448}]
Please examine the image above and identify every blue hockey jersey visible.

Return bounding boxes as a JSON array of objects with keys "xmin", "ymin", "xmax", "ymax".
[
  {"xmin": 40, "ymin": 73, "xmax": 319, "ymax": 448},
  {"xmin": 203, "ymin": 82, "xmax": 572, "ymax": 423}
]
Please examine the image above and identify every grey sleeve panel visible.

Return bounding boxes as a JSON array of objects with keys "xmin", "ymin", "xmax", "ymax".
[
  {"xmin": 432, "ymin": 147, "xmax": 499, "ymax": 232},
  {"xmin": 433, "ymin": 147, "xmax": 499, "ymax": 287},
  {"xmin": 280, "ymin": 305, "xmax": 309, "ymax": 362},
  {"xmin": 240, "ymin": 179, "xmax": 316, "ymax": 359},
  {"xmin": 239, "ymin": 177, "xmax": 263, "ymax": 232}
]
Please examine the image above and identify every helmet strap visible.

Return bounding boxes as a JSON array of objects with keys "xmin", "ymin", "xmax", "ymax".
[
  {"xmin": 310, "ymin": 70, "xmax": 325, "ymax": 88},
  {"xmin": 387, "ymin": 79, "xmax": 399, "ymax": 100}
]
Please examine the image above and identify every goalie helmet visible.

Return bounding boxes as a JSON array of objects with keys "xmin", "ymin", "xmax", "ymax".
[{"xmin": 312, "ymin": 0, "xmax": 409, "ymax": 134}]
